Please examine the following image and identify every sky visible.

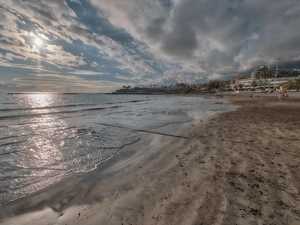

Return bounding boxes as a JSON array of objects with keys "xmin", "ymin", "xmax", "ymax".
[{"xmin": 0, "ymin": 0, "xmax": 300, "ymax": 93}]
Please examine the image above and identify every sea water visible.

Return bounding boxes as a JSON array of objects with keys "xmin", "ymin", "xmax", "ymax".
[{"xmin": 0, "ymin": 93, "xmax": 230, "ymax": 204}]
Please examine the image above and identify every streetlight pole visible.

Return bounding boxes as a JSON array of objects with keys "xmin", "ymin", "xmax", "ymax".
[{"xmin": 275, "ymin": 57, "xmax": 280, "ymax": 92}]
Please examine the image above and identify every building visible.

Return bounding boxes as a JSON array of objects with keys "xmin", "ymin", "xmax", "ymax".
[
  {"xmin": 233, "ymin": 76, "xmax": 300, "ymax": 91},
  {"xmin": 231, "ymin": 65, "xmax": 300, "ymax": 91},
  {"xmin": 251, "ymin": 65, "xmax": 270, "ymax": 79}
]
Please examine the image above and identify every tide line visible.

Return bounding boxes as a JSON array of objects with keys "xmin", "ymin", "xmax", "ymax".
[{"xmin": 97, "ymin": 122, "xmax": 191, "ymax": 140}]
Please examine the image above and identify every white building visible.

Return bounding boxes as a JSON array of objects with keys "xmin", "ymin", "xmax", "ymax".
[
  {"xmin": 233, "ymin": 76, "xmax": 300, "ymax": 90},
  {"xmin": 250, "ymin": 65, "xmax": 270, "ymax": 79}
]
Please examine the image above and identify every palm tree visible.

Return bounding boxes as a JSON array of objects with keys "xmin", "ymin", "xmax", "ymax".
[
  {"xmin": 294, "ymin": 78, "xmax": 300, "ymax": 91},
  {"xmin": 251, "ymin": 81, "xmax": 257, "ymax": 91},
  {"xmin": 284, "ymin": 80, "xmax": 294, "ymax": 90}
]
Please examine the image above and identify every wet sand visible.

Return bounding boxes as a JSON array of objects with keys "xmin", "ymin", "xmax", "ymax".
[{"xmin": 1, "ymin": 92, "xmax": 300, "ymax": 225}]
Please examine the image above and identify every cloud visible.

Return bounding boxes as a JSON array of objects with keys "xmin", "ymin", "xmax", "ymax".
[
  {"xmin": 90, "ymin": 0, "xmax": 300, "ymax": 81},
  {"xmin": 0, "ymin": 1, "xmax": 87, "ymax": 57},
  {"xmin": 13, "ymin": 73, "xmax": 120, "ymax": 93},
  {"xmin": 0, "ymin": 0, "xmax": 159, "ymax": 79},
  {"xmin": 69, "ymin": 0, "xmax": 82, "ymax": 5},
  {"xmin": 89, "ymin": 35, "xmax": 157, "ymax": 76},
  {"xmin": 1, "ymin": 0, "xmax": 300, "ymax": 93},
  {"xmin": 44, "ymin": 44, "xmax": 87, "ymax": 68},
  {"xmin": 68, "ymin": 69, "xmax": 104, "ymax": 76},
  {"xmin": 0, "ymin": 82, "xmax": 42, "ymax": 93}
]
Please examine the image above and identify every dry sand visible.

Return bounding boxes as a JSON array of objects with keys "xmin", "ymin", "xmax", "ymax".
[{"xmin": 1, "ymin": 92, "xmax": 300, "ymax": 225}]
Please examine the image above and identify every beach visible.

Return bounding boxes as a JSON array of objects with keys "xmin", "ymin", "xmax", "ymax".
[{"xmin": 1, "ymin": 93, "xmax": 300, "ymax": 225}]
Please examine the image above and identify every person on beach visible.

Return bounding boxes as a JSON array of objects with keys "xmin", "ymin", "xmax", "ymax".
[{"xmin": 278, "ymin": 92, "xmax": 285, "ymax": 101}]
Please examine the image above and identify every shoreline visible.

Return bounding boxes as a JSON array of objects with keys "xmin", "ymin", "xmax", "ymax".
[{"xmin": 1, "ymin": 93, "xmax": 300, "ymax": 224}]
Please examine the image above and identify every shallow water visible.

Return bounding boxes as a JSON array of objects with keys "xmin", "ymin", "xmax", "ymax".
[{"xmin": 0, "ymin": 93, "xmax": 230, "ymax": 204}]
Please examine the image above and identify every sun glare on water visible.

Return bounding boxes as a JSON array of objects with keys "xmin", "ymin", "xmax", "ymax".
[{"xmin": 25, "ymin": 93, "xmax": 52, "ymax": 108}]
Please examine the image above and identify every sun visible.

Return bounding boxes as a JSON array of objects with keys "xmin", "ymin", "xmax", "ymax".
[{"xmin": 35, "ymin": 38, "xmax": 43, "ymax": 47}]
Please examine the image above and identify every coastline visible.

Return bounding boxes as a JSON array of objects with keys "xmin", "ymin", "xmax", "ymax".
[{"xmin": 1, "ymin": 93, "xmax": 300, "ymax": 224}]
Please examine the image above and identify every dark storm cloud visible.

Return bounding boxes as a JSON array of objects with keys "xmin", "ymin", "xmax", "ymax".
[
  {"xmin": 161, "ymin": 26, "xmax": 198, "ymax": 58},
  {"xmin": 90, "ymin": 0, "xmax": 300, "ymax": 83},
  {"xmin": 145, "ymin": 17, "xmax": 166, "ymax": 41}
]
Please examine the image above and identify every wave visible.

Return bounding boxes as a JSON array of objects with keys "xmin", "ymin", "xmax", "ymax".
[
  {"xmin": 0, "ymin": 150, "xmax": 20, "ymax": 156},
  {"xmin": 0, "ymin": 103, "xmax": 96, "ymax": 112},
  {"xmin": 106, "ymin": 99, "xmax": 147, "ymax": 105},
  {"xmin": 82, "ymin": 107, "xmax": 106, "ymax": 111},
  {"xmin": 0, "ymin": 140, "xmax": 26, "ymax": 148},
  {"xmin": 0, "ymin": 105, "xmax": 124, "ymax": 120}
]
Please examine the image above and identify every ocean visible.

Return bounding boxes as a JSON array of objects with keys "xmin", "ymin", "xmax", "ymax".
[{"xmin": 0, "ymin": 93, "xmax": 231, "ymax": 205}]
